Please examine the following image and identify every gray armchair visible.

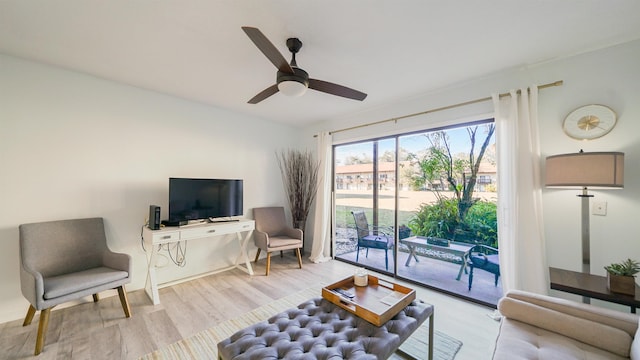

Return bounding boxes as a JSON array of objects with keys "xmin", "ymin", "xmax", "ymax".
[
  {"xmin": 19, "ymin": 217, "xmax": 132, "ymax": 355},
  {"xmin": 253, "ymin": 207, "xmax": 303, "ymax": 276}
]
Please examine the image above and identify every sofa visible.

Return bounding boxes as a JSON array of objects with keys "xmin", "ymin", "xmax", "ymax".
[{"xmin": 493, "ymin": 290, "xmax": 640, "ymax": 359}]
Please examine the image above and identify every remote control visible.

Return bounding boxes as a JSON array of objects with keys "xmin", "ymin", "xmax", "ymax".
[{"xmin": 333, "ymin": 288, "xmax": 355, "ymax": 299}]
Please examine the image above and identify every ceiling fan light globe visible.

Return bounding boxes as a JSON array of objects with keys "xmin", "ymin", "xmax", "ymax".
[{"xmin": 278, "ymin": 80, "xmax": 307, "ymax": 97}]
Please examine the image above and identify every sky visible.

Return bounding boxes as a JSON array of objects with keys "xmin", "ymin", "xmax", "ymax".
[{"xmin": 335, "ymin": 123, "xmax": 495, "ymax": 165}]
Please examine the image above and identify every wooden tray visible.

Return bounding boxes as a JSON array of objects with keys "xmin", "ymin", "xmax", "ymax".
[{"xmin": 321, "ymin": 275, "xmax": 416, "ymax": 326}]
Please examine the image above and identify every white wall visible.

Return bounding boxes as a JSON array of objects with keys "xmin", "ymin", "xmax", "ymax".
[
  {"xmin": 0, "ymin": 54, "xmax": 301, "ymax": 322},
  {"xmin": 536, "ymin": 40, "xmax": 640, "ymax": 308},
  {"xmin": 3, "ymin": 39, "xmax": 639, "ymax": 323},
  {"xmin": 303, "ymin": 40, "xmax": 640, "ymax": 308}
]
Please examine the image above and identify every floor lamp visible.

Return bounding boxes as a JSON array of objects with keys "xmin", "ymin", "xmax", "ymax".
[{"xmin": 545, "ymin": 151, "xmax": 624, "ymax": 278}]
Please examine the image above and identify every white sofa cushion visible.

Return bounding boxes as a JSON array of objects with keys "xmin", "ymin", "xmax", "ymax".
[
  {"xmin": 499, "ymin": 297, "xmax": 633, "ymax": 357},
  {"xmin": 494, "ymin": 318, "xmax": 629, "ymax": 360}
]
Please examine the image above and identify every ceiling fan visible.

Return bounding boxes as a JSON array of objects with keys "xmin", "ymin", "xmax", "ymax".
[{"xmin": 242, "ymin": 26, "xmax": 367, "ymax": 104}]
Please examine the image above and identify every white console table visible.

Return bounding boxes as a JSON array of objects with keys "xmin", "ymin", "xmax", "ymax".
[{"xmin": 142, "ymin": 219, "xmax": 255, "ymax": 305}]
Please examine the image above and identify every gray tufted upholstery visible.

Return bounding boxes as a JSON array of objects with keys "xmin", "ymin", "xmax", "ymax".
[{"xmin": 217, "ymin": 297, "xmax": 433, "ymax": 360}]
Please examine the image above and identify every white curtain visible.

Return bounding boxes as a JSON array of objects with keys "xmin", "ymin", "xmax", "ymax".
[
  {"xmin": 309, "ymin": 131, "xmax": 333, "ymax": 263},
  {"xmin": 493, "ymin": 86, "xmax": 548, "ymax": 294}
]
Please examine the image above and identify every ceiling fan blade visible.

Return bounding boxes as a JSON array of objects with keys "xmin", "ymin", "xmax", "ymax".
[
  {"xmin": 308, "ymin": 79, "xmax": 367, "ymax": 101},
  {"xmin": 242, "ymin": 27, "xmax": 294, "ymax": 74},
  {"xmin": 248, "ymin": 84, "xmax": 279, "ymax": 104}
]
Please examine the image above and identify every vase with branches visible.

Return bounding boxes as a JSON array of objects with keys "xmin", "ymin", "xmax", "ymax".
[{"xmin": 276, "ymin": 149, "xmax": 320, "ymax": 236}]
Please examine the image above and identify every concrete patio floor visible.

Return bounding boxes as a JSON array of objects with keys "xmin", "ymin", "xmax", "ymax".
[{"xmin": 336, "ymin": 248, "xmax": 503, "ymax": 307}]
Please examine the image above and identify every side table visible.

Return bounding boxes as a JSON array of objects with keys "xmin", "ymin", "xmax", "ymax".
[{"xmin": 549, "ymin": 267, "xmax": 640, "ymax": 313}]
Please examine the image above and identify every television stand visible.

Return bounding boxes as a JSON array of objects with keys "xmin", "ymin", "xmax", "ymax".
[
  {"xmin": 209, "ymin": 218, "xmax": 240, "ymax": 223},
  {"xmin": 142, "ymin": 219, "xmax": 255, "ymax": 305}
]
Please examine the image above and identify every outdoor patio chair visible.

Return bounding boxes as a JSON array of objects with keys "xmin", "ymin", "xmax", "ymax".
[
  {"xmin": 351, "ymin": 210, "xmax": 394, "ymax": 271},
  {"xmin": 467, "ymin": 244, "xmax": 500, "ymax": 290}
]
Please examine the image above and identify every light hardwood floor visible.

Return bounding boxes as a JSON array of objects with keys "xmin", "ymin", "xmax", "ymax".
[{"xmin": 0, "ymin": 254, "xmax": 500, "ymax": 360}]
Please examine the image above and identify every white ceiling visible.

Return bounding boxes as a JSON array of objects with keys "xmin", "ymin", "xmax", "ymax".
[{"xmin": 2, "ymin": 1, "xmax": 640, "ymax": 127}]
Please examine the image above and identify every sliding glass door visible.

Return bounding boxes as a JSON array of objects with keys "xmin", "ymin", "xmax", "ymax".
[
  {"xmin": 334, "ymin": 138, "xmax": 396, "ymax": 274},
  {"xmin": 333, "ymin": 121, "xmax": 502, "ymax": 306}
]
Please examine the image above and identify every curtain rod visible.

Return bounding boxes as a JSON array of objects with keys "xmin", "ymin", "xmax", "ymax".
[{"xmin": 319, "ymin": 80, "xmax": 563, "ymax": 136}]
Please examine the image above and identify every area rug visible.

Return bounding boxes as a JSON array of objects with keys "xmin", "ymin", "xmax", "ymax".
[{"xmin": 140, "ymin": 287, "xmax": 463, "ymax": 360}]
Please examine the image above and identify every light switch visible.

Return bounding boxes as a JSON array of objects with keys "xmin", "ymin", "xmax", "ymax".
[{"xmin": 593, "ymin": 201, "xmax": 607, "ymax": 216}]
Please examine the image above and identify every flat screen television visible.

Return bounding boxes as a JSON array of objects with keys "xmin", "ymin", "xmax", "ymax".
[{"xmin": 168, "ymin": 178, "xmax": 243, "ymax": 222}]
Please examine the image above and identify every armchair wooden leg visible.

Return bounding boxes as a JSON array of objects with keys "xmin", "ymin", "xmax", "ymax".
[
  {"xmin": 35, "ymin": 308, "xmax": 51, "ymax": 355},
  {"xmin": 296, "ymin": 248, "xmax": 303, "ymax": 269},
  {"xmin": 265, "ymin": 252, "xmax": 271, "ymax": 276},
  {"xmin": 117, "ymin": 286, "xmax": 132, "ymax": 318},
  {"xmin": 23, "ymin": 305, "xmax": 36, "ymax": 326},
  {"xmin": 254, "ymin": 248, "xmax": 261, "ymax": 263},
  {"xmin": 92, "ymin": 293, "xmax": 100, "ymax": 302}
]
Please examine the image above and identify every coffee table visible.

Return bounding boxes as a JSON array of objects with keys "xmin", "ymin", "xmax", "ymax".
[{"xmin": 400, "ymin": 236, "xmax": 473, "ymax": 280}]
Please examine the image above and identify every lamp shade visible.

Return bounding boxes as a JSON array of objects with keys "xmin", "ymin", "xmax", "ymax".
[{"xmin": 545, "ymin": 151, "xmax": 624, "ymax": 188}]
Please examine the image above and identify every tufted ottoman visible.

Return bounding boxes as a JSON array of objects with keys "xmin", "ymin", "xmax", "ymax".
[{"xmin": 217, "ymin": 297, "xmax": 434, "ymax": 360}]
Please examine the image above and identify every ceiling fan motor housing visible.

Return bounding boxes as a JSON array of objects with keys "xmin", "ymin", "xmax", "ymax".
[{"xmin": 277, "ymin": 67, "xmax": 309, "ymax": 87}]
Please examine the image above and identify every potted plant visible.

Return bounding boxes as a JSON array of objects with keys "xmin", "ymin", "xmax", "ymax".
[{"xmin": 604, "ymin": 258, "xmax": 640, "ymax": 295}]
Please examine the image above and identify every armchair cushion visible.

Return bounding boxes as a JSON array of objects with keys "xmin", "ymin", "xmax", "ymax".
[
  {"xmin": 267, "ymin": 236, "xmax": 304, "ymax": 250},
  {"xmin": 44, "ymin": 267, "xmax": 129, "ymax": 300}
]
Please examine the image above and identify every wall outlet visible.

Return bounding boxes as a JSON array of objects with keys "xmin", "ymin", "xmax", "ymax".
[{"xmin": 593, "ymin": 201, "xmax": 607, "ymax": 216}]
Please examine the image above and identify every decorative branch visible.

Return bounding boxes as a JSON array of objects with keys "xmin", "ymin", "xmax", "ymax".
[{"xmin": 276, "ymin": 149, "xmax": 320, "ymax": 233}]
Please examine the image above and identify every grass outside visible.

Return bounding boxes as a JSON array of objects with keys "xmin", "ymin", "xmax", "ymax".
[
  {"xmin": 334, "ymin": 189, "xmax": 496, "ymax": 228},
  {"xmin": 335, "ymin": 206, "xmax": 415, "ymax": 229}
]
